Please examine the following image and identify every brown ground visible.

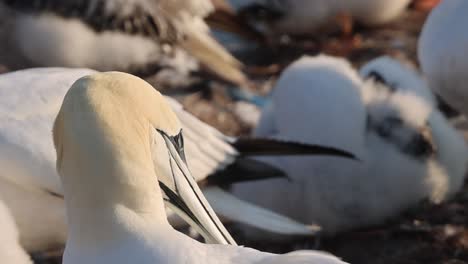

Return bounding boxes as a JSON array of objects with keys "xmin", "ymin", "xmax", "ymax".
[{"xmin": 17, "ymin": 6, "xmax": 468, "ymax": 264}]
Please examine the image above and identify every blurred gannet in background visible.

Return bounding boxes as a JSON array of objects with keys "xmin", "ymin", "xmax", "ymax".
[
  {"xmin": 231, "ymin": 55, "xmax": 467, "ymax": 239},
  {"xmin": 54, "ymin": 71, "xmax": 348, "ymax": 264},
  {"xmin": 0, "ymin": 199, "xmax": 32, "ymax": 264},
  {"xmin": 0, "ymin": 67, "xmax": 352, "ymax": 252},
  {"xmin": 359, "ymin": 56, "xmax": 467, "ymax": 202},
  {"xmin": 236, "ymin": 0, "xmax": 411, "ymax": 36},
  {"xmin": 418, "ymin": 0, "xmax": 468, "ymax": 117},
  {"xmin": 0, "ymin": 0, "xmax": 247, "ymax": 87}
]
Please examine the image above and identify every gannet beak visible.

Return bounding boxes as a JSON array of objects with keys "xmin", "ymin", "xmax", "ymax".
[{"xmin": 158, "ymin": 130, "xmax": 237, "ymax": 245}]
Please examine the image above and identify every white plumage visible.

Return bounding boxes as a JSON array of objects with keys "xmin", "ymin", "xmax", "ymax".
[
  {"xmin": 0, "ymin": 0, "xmax": 245, "ymax": 85},
  {"xmin": 0, "ymin": 199, "xmax": 32, "ymax": 264},
  {"xmin": 55, "ymin": 71, "xmax": 347, "ymax": 264},
  {"xmin": 0, "ymin": 67, "xmax": 312, "ymax": 252},
  {"xmin": 231, "ymin": 55, "xmax": 467, "ymax": 238},
  {"xmin": 418, "ymin": 0, "xmax": 468, "ymax": 117}
]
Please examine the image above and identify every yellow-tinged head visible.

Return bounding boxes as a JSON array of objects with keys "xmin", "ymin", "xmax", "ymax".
[{"xmin": 53, "ymin": 71, "xmax": 235, "ymax": 246}]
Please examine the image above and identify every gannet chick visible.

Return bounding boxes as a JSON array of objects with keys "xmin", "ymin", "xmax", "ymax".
[
  {"xmin": 231, "ymin": 55, "xmax": 467, "ymax": 239},
  {"xmin": 360, "ymin": 57, "xmax": 468, "ymax": 200},
  {"xmin": 54, "ymin": 71, "xmax": 347, "ymax": 264},
  {"xmin": 0, "ymin": 199, "xmax": 32, "ymax": 264},
  {"xmin": 0, "ymin": 67, "xmax": 340, "ymax": 251},
  {"xmin": 418, "ymin": 0, "xmax": 468, "ymax": 117},
  {"xmin": 238, "ymin": 0, "xmax": 411, "ymax": 36},
  {"xmin": 0, "ymin": 0, "xmax": 246, "ymax": 86}
]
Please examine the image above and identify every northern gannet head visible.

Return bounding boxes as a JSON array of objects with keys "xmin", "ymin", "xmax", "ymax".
[{"xmin": 53, "ymin": 72, "xmax": 235, "ymax": 245}]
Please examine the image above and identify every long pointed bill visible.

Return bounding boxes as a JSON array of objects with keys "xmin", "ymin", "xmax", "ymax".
[{"xmin": 159, "ymin": 131, "xmax": 237, "ymax": 245}]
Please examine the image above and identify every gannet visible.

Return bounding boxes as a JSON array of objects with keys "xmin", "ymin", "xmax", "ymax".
[
  {"xmin": 418, "ymin": 0, "xmax": 468, "ymax": 117},
  {"xmin": 237, "ymin": 0, "xmax": 411, "ymax": 36},
  {"xmin": 0, "ymin": 67, "xmax": 349, "ymax": 251},
  {"xmin": 231, "ymin": 55, "xmax": 467, "ymax": 239},
  {"xmin": 359, "ymin": 57, "xmax": 467, "ymax": 203},
  {"xmin": 0, "ymin": 199, "xmax": 32, "ymax": 264},
  {"xmin": 53, "ymin": 71, "xmax": 347, "ymax": 264},
  {"xmin": 0, "ymin": 0, "xmax": 246, "ymax": 86}
]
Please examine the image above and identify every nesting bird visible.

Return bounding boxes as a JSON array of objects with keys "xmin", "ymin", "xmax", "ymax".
[
  {"xmin": 0, "ymin": 67, "xmax": 349, "ymax": 252},
  {"xmin": 231, "ymin": 55, "xmax": 467, "ymax": 238},
  {"xmin": 237, "ymin": 0, "xmax": 412, "ymax": 36},
  {"xmin": 0, "ymin": 0, "xmax": 247, "ymax": 86},
  {"xmin": 418, "ymin": 0, "xmax": 468, "ymax": 117},
  {"xmin": 54, "ymin": 71, "xmax": 347, "ymax": 264}
]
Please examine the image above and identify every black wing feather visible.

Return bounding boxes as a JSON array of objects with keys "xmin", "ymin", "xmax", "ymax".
[{"xmin": 232, "ymin": 137, "xmax": 357, "ymax": 159}]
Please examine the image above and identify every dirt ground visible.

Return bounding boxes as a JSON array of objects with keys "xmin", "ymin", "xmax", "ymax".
[{"xmin": 20, "ymin": 6, "xmax": 468, "ymax": 264}]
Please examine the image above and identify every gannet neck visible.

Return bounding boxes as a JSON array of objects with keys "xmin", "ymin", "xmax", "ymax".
[
  {"xmin": 53, "ymin": 71, "xmax": 236, "ymax": 249},
  {"xmin": 53, "ymin": 72, "xmax": 177, "ymax": 244}
]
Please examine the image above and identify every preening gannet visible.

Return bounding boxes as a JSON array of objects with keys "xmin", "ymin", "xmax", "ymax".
[
  {"xmin": 231, "ymin": 55, "xmax": 467, "ymax": 239},
  {"xmin": 0, "ymin": 0, "xmax": 246, "ymax": 86},
  {"xmin": 237, "ymin": 0, "xmax": 411, "ymax": 36},
  {"xmin": 418, "ymin": 0, "xmax": 468, "ymax": 117},
  {"xmin": 54, "ymin": 71, "xmax": 347, "ymax": 264},
  {"xmin": 0, "ymin": 199, "xmax": 32, "ymax": 264},
  {"xmin": 0, "ymin": 67, "xmax": 349, "ymax": 251}
]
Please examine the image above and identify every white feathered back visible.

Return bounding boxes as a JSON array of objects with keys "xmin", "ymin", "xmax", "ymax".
[{"xmin": 0, "ymin": 200, "xmax": 32, "ymax": 264}]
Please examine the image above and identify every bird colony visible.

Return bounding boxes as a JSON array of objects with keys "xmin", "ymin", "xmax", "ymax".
[{"xmin": 0, "ymin": 0, "xmax": 466, "ymax": 263}]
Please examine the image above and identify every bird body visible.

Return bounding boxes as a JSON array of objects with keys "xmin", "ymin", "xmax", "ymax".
[
  {"xmin": 0, "ymin": 68, "xmax": 90, "ymax": 251},
  {"xmin": 238, "ymin": 0, "xmax": 411, "ymax": 35},
  {"xmin": 55, "ymin": 71, "xmax": 346, "ymax": 264},
  {"xmin": 0, "ymin": 0, "xmax": 246, "ymax": 85},
  {"xmin": 0, "ymin": 199, "xmax": 32, "ymax": 264},
  {"xmin": 232, "ymin": 55, "xmax": 467, "ymax": 238},
  {"xmin": 418, "ymin": 0, "xmax": 468, "ymax": 117},
  {"xmin": 0, "ymin": 67, "xmax": 317, "ymax": 252}
]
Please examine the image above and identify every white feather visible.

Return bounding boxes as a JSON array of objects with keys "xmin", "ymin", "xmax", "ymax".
[
  {"xmin": 231, "ymin": 55, "xmax": 467, "ymax": 239},
  {"xmin": 0, "ymin": 199, "xmax": 32, "ymax": 264},
  {"xmin": 0, "ymin": 67, "xmax": 309, "ymax": 251}
]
